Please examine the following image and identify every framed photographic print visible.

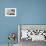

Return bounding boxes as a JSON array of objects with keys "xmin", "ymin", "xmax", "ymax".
[
  {"xmin": 5, "ymin": 8, "xmax": 16, "ymax": 17},
  {"xmin": 18, "ymin": 24, "xmax": 46, "ymax": 41}
]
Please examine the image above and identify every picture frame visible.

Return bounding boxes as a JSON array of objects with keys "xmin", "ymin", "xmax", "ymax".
[
  {"xmin": 5, "ymin": 8, "xmax": 16, "ymax": 17},
  {"xmin": 18, "ymin": 24, "xmax": 46, "ymax": 41}
]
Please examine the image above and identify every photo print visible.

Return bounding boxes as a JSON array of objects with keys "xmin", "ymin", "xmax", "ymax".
[
  {"xmin": 18, "ymin": 24, "xmax": 46, "ymax": 41},
  {"xmin": 5, "ymin": 8, "xmax": 16, "ymax": 17}
]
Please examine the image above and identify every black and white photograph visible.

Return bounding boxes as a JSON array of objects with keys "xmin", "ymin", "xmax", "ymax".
[
  {"xmin": 5, "ymin": 8, "xmax": 16, "ymax": 17},
  {"xmin": 18, "ymin": 24, "xmax": 46, "ymax": 46}
]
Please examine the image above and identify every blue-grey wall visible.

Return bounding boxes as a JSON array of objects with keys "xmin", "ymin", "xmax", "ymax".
[{"xmin": 0, "ymin": 0, "xmax": 46, "ymax": 44}]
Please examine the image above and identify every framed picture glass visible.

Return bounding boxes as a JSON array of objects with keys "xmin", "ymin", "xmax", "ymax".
[{"xmin": 5, "ymin": 8, "xmax": 16, "ymax": 17}]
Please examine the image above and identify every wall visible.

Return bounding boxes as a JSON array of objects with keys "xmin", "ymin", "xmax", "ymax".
[{"xmin": 0, "ymin": 0, "xmax": 46, "ymax": 44}]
